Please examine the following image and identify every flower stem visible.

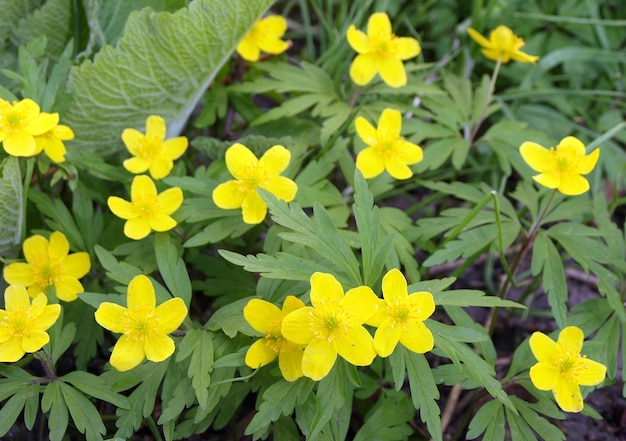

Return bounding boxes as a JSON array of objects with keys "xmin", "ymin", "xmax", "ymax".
[{"xmin": 469, "ymin": 56, "xmax": 503, "ymax": 142}]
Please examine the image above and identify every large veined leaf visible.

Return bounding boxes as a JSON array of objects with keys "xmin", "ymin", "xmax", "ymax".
[
  {"xmin": 64, "ymin": 0, "xmax": 275, "ymax": 156},
  {"xmin": 0, "ymin": 157, "xmax": 22, "ymax": 259},
  {"xmin": 15, "ymin": 0, "xmax": 73, "ymax": 57}
]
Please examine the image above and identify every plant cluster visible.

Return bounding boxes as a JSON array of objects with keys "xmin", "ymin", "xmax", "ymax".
[{"xmin": 0, "ymin": 1, "xmax": 624, "ymax": 440}]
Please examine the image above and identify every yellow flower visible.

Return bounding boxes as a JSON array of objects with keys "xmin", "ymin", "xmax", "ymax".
[
  {"xmin": 346, "ymin": 12, "xmax": 421, "ymax": 88},
  {"xmin": 212, "ymin": 143, "xmax": 297, "ymax": 224},
  {"xmin": 94, "ymin": 275, "xmax": 187, "ymax": 371},
  {"xmin": 529, "ymin": 326, "xmax": 606, "ymax": 413},
  {"xmin": 367, "ymin": 269, "xmax": 434, "ymax": 357},
  {"xmin": 355, "ymin": 108, "xmax": 423, "ymax": 180},
  {"xmin": 281, "ymin": 272, "xmax": 378, "ymax": 381},
  {"xmin": 3, "ymin": 231, "xmax": 91, "ymax": 302},
  {"xmin": 107, "ymin": 175, "xmax": 183, "ymax": 240},
  {"xmin": 0, "ymin": 98, "xmax": 58, "ymax": 157},
  {"xmin": 243, "ymin": 296, "xmax": 306, "ymax": 382},
  {"xmin": 0, "ymin": 285, "xmax": 61, "ymax": 362},
  {"xmin": 122, "ymin": 115, "xmax": 188, "ymax": 180},
  {"xmin": 236, "ymin": 15, "xmax": 289, "ymax": 62},
  {"xmin": 519, "ymin": 136, "xmax": 600, "ymax": 196},
  {"xmin": 34, "ymin": 124, "xmax": 74, "ymax": 163},
  {"xmin": 467, "ymin": 25, "xmax": 539, "ymax": 64}
]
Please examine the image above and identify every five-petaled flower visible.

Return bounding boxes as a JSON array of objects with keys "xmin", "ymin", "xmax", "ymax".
[
  {"xmin": 243, "ymin": 296, "xmax": 306, "ymax": 382},
  {"xmin": 347, "ymin": 12, "xmax": 421, "ymax": 88},
  {"xmin": 3, "ymin": 231, "xmax": 91, "ymax": 302},
  {"xmin": 467, "ymin": 25, "xmax": 539, "ymax": 64},
  {"xmin": 0, "ymin": 285, "xmax": 61, "ymax": 362},
  {"xmin": 281, "ymin": 272, "xmax": 378, "ymax": 381},
  {"xmin": 355, "ymin": 108, "xmax": 423, "ymax": 180},
  {"xmin": 108, "ymin": 175, "xmax": 183, "ymax": 240},
  {"xmin": 367, "ymin": 269, "xmax": 435, "ymax": 357},
  {"xmin": 122, "ymin": 115, "xmax": 188, "ymax": 180},
  {"xmin": 94, "ymin": 274, "xmax": 187, "ymax": 371},
  {"xmin": 34, "ymin": 123, "xmax": 74, "ymax": 163},
  {"xmin": 212, "ymin": 143, "xmax": 297, "ymax": 224},
  {"xmin": 236, "ymin": 15, "xmax": 289, "ymax": 62},
  {"xmin": 0, "ymin": 98, "xmax": 58, "ymax": 157},
  {"xmin": 529, "ymin": 326, "xmax": 606, "ymax": 413},
  {"xmin": 519, "ymin": 136, "xmax": 600, "ymax": 196}
]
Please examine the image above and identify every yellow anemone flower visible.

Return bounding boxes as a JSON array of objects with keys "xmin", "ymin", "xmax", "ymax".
[
  {"xmin": 467, "ymin": 25, "xmax": 539, "ymax": 64},
  {"xmin": 243, "ymin": 296, "xmax": 306, "ymax": 382},
  {"xmin": 3, "ymin": 231, "xmax": 91, "ymax": 302},
  {"xmin": 94, "ymin": 274, "xmax": 187, "ymax": 371},
  {"xmin": 529, "ymin": 326, "xmax": 606, "ymax": 413},
  {"xmin": 236, "ymin": 15, "xmax": 289, "ymax": 62},
  {"xmin": 355, "ymin": 108, "xmax": 423, "ymax": 180},
  {"xmin": 107, "ymin": 175, "xmax": 183, "ymax": 240},
  {"xmin": 122, "ymin": 115, "xmax": 188, "ymax": 180},
  {"xmin": 281, "ymin": 272, "xmax": 378, "ymax": 381},
  {"xmin": 347, "ymin": 12, "xmax": 421, "ymax": 88},
  {"xmin": 212, "ymin": 143, "xmax": 297, "ymax": 224},
  {"xmin": 366, "ymin": 269, "xmax": 434, "ymax": 357},
  {"xmin": 0, "ymin": 98, "xmax": 58, "ymax": 157},
  {"xmin": 34, "ymin": 124, "xmax": 74, "ymax": 163},
  {"xmin": 519, "ymin": 136, "xmax": 600, "ymax": 196},
  {"xmin": 0, "ymin": 285, "xmax": 61, "ymax": 362}
]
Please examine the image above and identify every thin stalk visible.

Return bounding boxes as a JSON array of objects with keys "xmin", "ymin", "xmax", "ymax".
[
  {"xmin": 469, "ymin": 56, "xmax": 503, "ymax": 142},
  {"xmin": 441, "ymin": 191, "xmax": 493, "ymax": 246}
]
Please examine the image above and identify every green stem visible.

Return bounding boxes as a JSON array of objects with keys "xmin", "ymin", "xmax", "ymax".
[
  {"xmin": 441, "ymin": 191, "xmax": 493, "ymax": 246},
  {"xmin": 146, "ymin": 416, "xmax": 164, "ymax": 441},
  {"xmin": 21, "ymin": 158, "xmax": 35, "ymax": 243},
  {"xmin": 469, "ymin": 56, "xmax": 503, "ymax": 142}
]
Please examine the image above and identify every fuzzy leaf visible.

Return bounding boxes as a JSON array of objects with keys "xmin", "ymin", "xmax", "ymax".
[{"xmin": 0, "ymin": 157, "xmax": 22, "ymax": 258}]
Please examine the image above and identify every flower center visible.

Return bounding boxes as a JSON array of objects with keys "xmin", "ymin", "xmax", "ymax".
[
  {"xmin": 263, "ymin": 321, "xmax": 283, "ymax": 353},
  {"xmin": 238, "ymin": 165, "xmax": 269, "ymax": 194},
  {"xmin": 370, "ymin": 33, "xmax": 397, "ymax": 59},
  {"xmin": 134, "ymin": 194, "xmax": 159, "ymax": 218},
  {"xmin": 123, "ymin": 306, "xmax": 158, "ymax": 341},
  {"xmin": 35, "ymin": 261, "xmax": 62, "ymax": 288},
  {"xmin": 5, "ymin": 309, "xmax": 31, "ymax": 337},
  {"xmin": 550, "ymin": 147, "xmax": 582, "ymax": 174},
  {"xmin": 310, "ymin": 300, "xmax": 351, "ymax": 342},
  {"xmin": 138, "ymin": 137, "xmax": 162, "ymax": 161},
  {"xmin": 555, "ymin": 349, "xmax": 587, "ymax": 380}
]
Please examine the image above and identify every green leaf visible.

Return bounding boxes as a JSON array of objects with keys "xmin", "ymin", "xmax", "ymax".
[
  {"xmin": 154, "ymin": 233, "xmax": 192, "ymax": 305},
  {"xmin": 353, "ymin": 390, "xmax": 413, "ymax": 441},
  {"xmin": 307, "ymin": 362, "xmax": 351, "ymax": 441},
  {"xmin": 60, "ymin": 382, "xmax": 106, "ymax": 441},
  {"xmin": 0, "ymin": 157, "xmax": 22, "ymax": 258},
  {"xmin": 531, "ymin": 233, "xmax": 567, "ymax": 328},
  {"xmin": 42, "ymin": 381, "xmax": 69, "ymax": 441},
  {"xmin": 513, "ymin": 397, "xmax": 565, "ymax": 441},
  {"xmin": 62, "ymin": 371, "xmax": 130, "ymax": 409},
  {"xmin": 22, "ymin": 383, "xmax": 39, "ymax": 430},
  {"xmin": 15, "ymin": 0, "xmax": 72, "ymax": 58},
  {"xmin": 64, "ymin": 0, "xmax": 276, "ymax": 156},
  {"xmin": 176, "ymin": 329, "xmax": 214, "ymax": 408},
  {"xmin": 205, "ymin": 297, "xmax": 254, "ymax": 338},
  {"xmin": 0, "ymin": 387, "xmax": 28, "ymax": 437},
  {"xmin": 467, "ymin": 400, "xmax": 505, "ymax": 440},
  {"xmin": 404, "ymin": 349, "xmax": 442, "ymax": 441},
  {"xmin": 28, "ymin": 190, "xmax": 85, "ymax": 250},
  {"xmin": 434, "ymin": 290, "xmax": 526, "ymax": 309}
]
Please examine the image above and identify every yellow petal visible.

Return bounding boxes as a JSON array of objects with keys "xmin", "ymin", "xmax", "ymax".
[
  {"xmin": 108, "ymin": 196, "xmax": 136, "ymax": 219},
  {"xmin": 31, "ymin": 303, "xmax": 60, "ymax": 331},
  {"xmin": 382, "ymin": 269, "xmax": 408, "ymax": 303},
  {"xmin": 373, "ymin": 322, "xmax": 401, "ymax": 357},
  {"xmin": 301, "ymin": 338, "xmax": 337, "ymax": 381},
  {"xmin": 399, "ymin": 321, "xmax": 434, "ymax": 354},
  {"xmin": 491, "ymin": 25, "xmax": 516, "ymax": 53},
  {"xmin": 395, "ymin": 37, "xmax": 421, "ymax": 60},
  {"xmin": 519, "ymin": 142, "xmax": 552, "ymax": 172},
  {"xmin": 146, "ymin": 115, "xmax": 166, "ymax": 140},
  {"xmin": 245, "ymin": 339, "xmax": 277, "ymax": 368},
  {"xmin": 225, "ymin": 143, "xmax": 258, "ymax": 180},
  {"xmin": 122, "ymin": 128, "xmax": 145, "ymax": 155},
  {"xmin": 161, "ymin": 137, "xmax": 188, "ymax": 161},
  {"xmin": 553, "ymin": 377, "xmax": 583, "ymax": 413},
  {"xmin": 533, "ymin": 173, "xmax": 560, "ymax": 189},
  {"xmin": 346, "ymin": 25, "xmax": 371, "ymax": 54},
  {"xmin": 127, "ymin": 275, "xmax": 156, "ymax": 310},
  {"xmin": 243, "ymin": 299, "xmax": 282, "ymax": 334},
  {"xmin": 258, "ymin": 35, "xmax": 289, "ymax": 55},
  {"xmin": 529, "ymin": 332, "xmax": 558, "ymax": 363},
  {"xmin": 355, "ymin": 116, "xmax": 377, "ymax": 145},
  {"xmin": 43, "ymin": 138, "xmax": 67, "ymax": 163},
  {"xmin": 510, "ymin": 50, "xmax": 539, "ymax": 64},
  {"xmin": 3, "ymin": 264, "xmax": 35, "ymax": 289},
  {"xmin": 385, "ymin": 156, "xmax": 413, "ymax": 180},
  {"xmin": 396, "ymin": 140, "xmax": 423, "ymax": 165},
  {"xmin": 4, "ymin": 284, "xmax": 30, "ymax": 311},
  {"xmin": 558, "ymin": 174, "xmax": 589, "ymax": 196},
  {"xmin": 482, "ymin": 48, "xmax": 506, "ymax": 63},
  {"xmin": 124, "ymin": 218, "xmax": 152, "ymax": 240},
  {"xmin": 557, "ymin": 326, "xmax": 584, "ymax": 354},
  {"xmin": 310, "ymin": 272, "xmax": 344, "ymax": 306},
  {"xmin": 95, "ymin": 303, "xmax": 128, "ymax": 333},
  {"xmin": 63, "ymin": 252, "xmax": 91, "ymax": 279},
  {"xmin": 241, "ymin": 191, "xmax": 267, "ymax": 224},
  {"xmin": 578, "ymin": 148, "xmax": 600, "ymax": 174},
  {"xmin": 3, "ymin": 132, "xmax": 37, "ymax": 157},
  {"xmin": 467, "ymin": 27, "xmax": 492, "ymax": 49},
  {"xmin": 21, "ymin": 330, "xmax": 50, "ymax": 353},
  {"xmin": 529, "ymin": 361, "xmax": 560, "ymax": 390},
  {"xmin": 55, "ymin": 125, "xmax": 74, "ymax": 140},
  {"xmin": 278, "ymin": 342, "xmax": 304, "ymax": 382},
  {"xmin": 262, "ymin": 15, "xmax": 287, "ymax": 37},
  {"xmin": 281, "ymin": 295, "xmax": 306, "ymax": 315},
  {"xmin": 110, "ymin": 334, "xmax": 145, "ymax": 371},
  {"xmin": 349, "ymin": 54, "xmax": 378, "ymax": 86},
  {"xmin": 356, "ymin": 147, "xmax": 385, "ymax": 179},
  {"xmin": 335, "ymin": 326, "xmax": 375, "ymax": 366},
  {"xmin": 54, "ymin": 275, "xmax": 85, "ymax": 301},
  {"xmin": 342, "ymin": 286, "xmax": 378, "ymax": 323},
  {"xmin": 0, "ymin": 337, "xmax": 26, "ymax": 362},
  {"xmin": 144, "ymin": 333, "xmax": 175, "ymax": 362},
  {"xmin": 154, "ymin": 297, "xmax": 187, "ymax": 334},
  {"xmin": 148, "ymin": 158, "xmax": 173, "ymax": 180},
  {"xmin": 237, "ymin": 36, "xmax": 260, "ymax": 62},
  {"xmin": 131, "ymin": 175, "xmax": 157, "ymax": 201},
  {"xmin": 365, "ymin": 299, "xmax": 387, "ymax": 327},
  {"xmin": 367, "ymin": 12, "xmax": 391, "ymax": 38},
  {"xmin": 150, "ymin": 214, "xmax": 177, "ymax": 232},
  {"xmin": 23, "ymin": 234, "xmax": 48, "ymax": 263},
  {"xmin": 262, "ymin": 176, "xmax": 297, "ymax": 202},
  {"xmin": 281, "ymin": 307, "xmax": 314, "ymax": 344},
  {"xmin": 213, "ymin": 180, "xmax": 246, "ymax": 209},
  {"xmin": 28, "ymin": 112, "xmax": 58, "ymax": 136},
  {"xmin": 48, "ymin": 231, "xmax": 69, "ymax": 262},
  {"xmin": 377, "ymin": 57, "xmax": 407, "ymax": 88},
  {"xmin": 574, "ymin": 358, "xmax": 606, "ymax": 386},
  {"xmin": 408, "ymin": 292, "xmax": 435, "ymax": 321},
  {"xmin": 378, "ymin": 108, "xmax": 402, "ymax": 136},
  {"xmin": 259, "ymin": 145, "xmax": 291, "ymax": 176}
]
